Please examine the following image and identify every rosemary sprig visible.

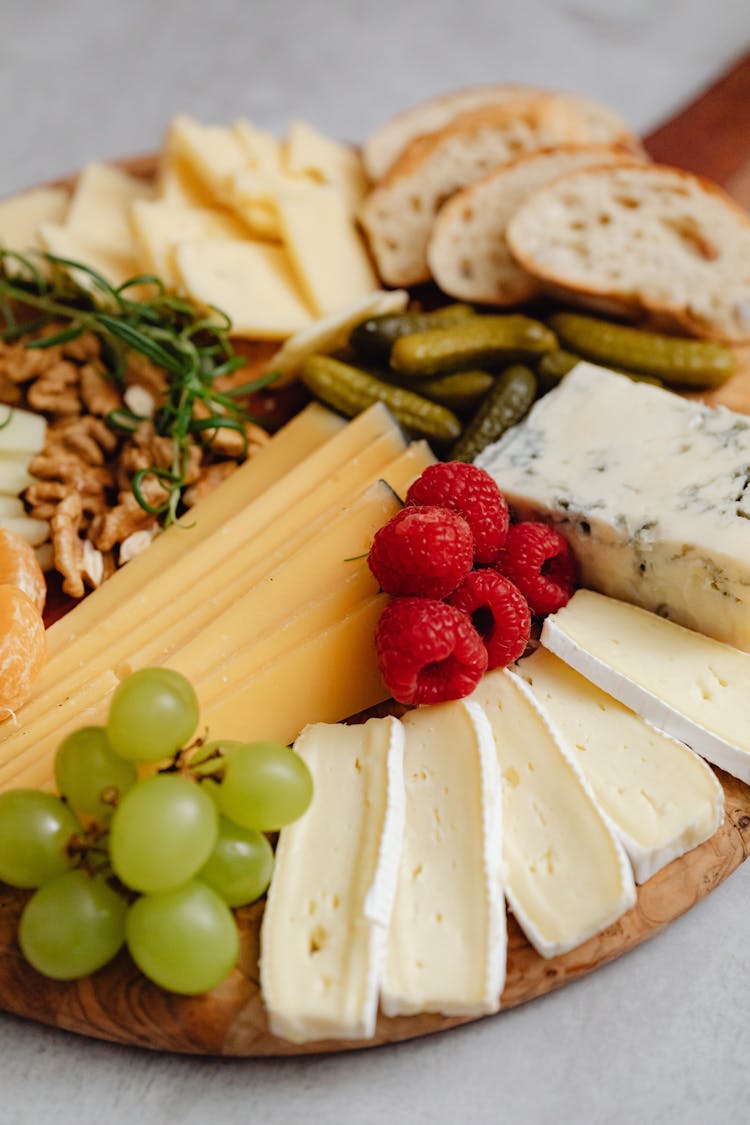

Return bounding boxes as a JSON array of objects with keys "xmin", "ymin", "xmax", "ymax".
[{"xmin": 0, "ymin": 248, "xmax": 276, "ymax": 524}]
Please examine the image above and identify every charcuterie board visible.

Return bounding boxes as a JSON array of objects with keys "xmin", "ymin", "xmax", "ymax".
[{"xmin": 2, "ymin": 54, "xmax": 750, "ymax": 1055}]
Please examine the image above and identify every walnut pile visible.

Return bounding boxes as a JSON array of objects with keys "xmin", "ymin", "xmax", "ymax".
[{"xmin": 0, "ymin": 326, "xmax": 270, "ymax": 598}]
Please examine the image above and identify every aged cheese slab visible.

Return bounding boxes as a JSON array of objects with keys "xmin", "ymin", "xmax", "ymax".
[
  {"xmin": 477, "ymin": 363, "xmax": 750, "ymax": 651},
  {"xmin": 516, "ymin": 648, "xmax": 724, "ymax": 882}
]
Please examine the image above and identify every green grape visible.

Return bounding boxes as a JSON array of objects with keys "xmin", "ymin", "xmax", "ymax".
[
  {"xmin": 19, "ymin": 869, "xmax": 127, "ymax": 980},
  {"xmin": 217, "ymin": 742, "xmax": 313, "ymax": 831},
  {"xmin": 126, "ymin": 880, "xmax": 239, "ymax": 995},
  {"xmin": 0, "ymin": 790, "xmax": 79, "ymax": 888},
  {"xmin": 106, "ymin": 668, "xmax": 199, "ymax": 763},
  {"xmin": 109, "ymin": 774, "xmax": 218, "ymax": 893},
  {"xmin": 54, "ymin": 726, "xmax": 138, "ymax": 818},
  {"xmin": 199, "ymin": 817, "xmax": 273, "ymax": 907}
]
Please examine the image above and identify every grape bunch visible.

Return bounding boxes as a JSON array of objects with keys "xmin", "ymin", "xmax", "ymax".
[{"xmin": 0, "ymin": 668, "xmax": 313, "ymax": 995}]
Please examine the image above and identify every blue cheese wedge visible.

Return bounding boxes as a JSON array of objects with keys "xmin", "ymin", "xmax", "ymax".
[
  {"xmin": 515, "ymin": 648, "xmax": 724, "ymax": 883},
  {"xmin": 260, "ymin": 716, "xmax": 405, "ymax": 1044},
  {"xmin": 476, "ymin": 363, "xmax": 750, "ymax": 651},
  {"xmin": 382, "ymin": 700, "xmax": 505, "ymax": 1018},
  {"xmin": 543, "ymin": 589, "xmax": 750, "ymax": 786},
  {"xmin": 470, "ymin": 670, "xmax": 635, "ymax": 958}
]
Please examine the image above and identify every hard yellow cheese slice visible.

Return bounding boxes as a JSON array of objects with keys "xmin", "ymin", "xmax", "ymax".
[
  {"xmin": 285, "ymin": 120, "xmax": 368, "ymax": 214},
  {"xmin": 176, "ymin": 238, "xmax": 314, "ymax": 337},
  {"xmin": 131, "ymin": 199, "xmax": 250, "ymax": 289},
  {"xmin": 0, "ymin": 187, "xmax": 69, "ymax": 258},
  {"xmin": 277, "ymin": 185, "xmax": 378, "ymax": 316}
]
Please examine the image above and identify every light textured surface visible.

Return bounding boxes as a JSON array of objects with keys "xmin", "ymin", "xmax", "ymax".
[{"xmin": 1, "ymin": 0, "xmax": 750, "ymax": 1121}]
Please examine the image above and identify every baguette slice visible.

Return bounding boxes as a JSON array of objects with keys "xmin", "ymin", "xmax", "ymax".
[
  {"xmin": 507, "ymin": 163, "xmax": 750, "ymax": 342},
  {"xmin": 363, "ymin": 84, "xmax": 641, "ymax": 181},
  {"xmin": 428, "ymin": 145, "xmax": 640, "ymax": 305},
  {"xmin": 359, "ymin": 97, "xmax": 584, "ymax": 287}
]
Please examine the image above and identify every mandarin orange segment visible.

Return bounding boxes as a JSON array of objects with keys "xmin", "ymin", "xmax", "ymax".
[
  {"xmin": 0, "ymin": 529, "xmax": 46, "ymax": 614},
  {"xmin": 0, "ymin": 584, "xmax": 46, "ymax": 715}
]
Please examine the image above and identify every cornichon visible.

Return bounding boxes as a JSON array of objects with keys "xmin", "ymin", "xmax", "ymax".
[
  {"xmin": 451, "ymin": 365, "xmax": 537, "ymax": 463},
  {"xmin": 548, "ymin": 312, "xmax": 735, "ymax": 388},
  {"xmin": 537, "ymin": 348, "xmax": 665, "ymax": 389},
  {"xmin": 390, "ymin": 315, "xmax": 557, "ymax": 377},
  {"xmin": 349, "ymin": 304, "xmax": 475, "ymax": 362},
  {"xmin": 416, "ymin": 369, "xmax": 495, "ymax": 412},
  {"xmin": 300, "ymin": 355, "xmax": 461, "ymax": 443}
]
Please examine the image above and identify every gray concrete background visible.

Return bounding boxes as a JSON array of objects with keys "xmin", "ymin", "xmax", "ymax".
[{"xmin": 1, "ymin": 1, "xmax": 750, "ymax": 1122}]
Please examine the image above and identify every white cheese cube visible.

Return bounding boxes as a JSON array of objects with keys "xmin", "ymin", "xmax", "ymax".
[
  {"xmin": 477, "ymin": 363, "xmax": 750, "ymax": 651},
  {"xmin": 471, "ymin": 669, "xmax": 636, "ymax": 958},
  {"xmin": 0, "ymin": 515, "xmax": 50, "ymax": 548},
  {"xmin": 516, "ymin": 647, "xmax": 724, "ymax": 883},
  {"xmin": 0, "ymin": 452, "xmax": 34, "ymax": 496},
  {"xmin": 543, "ymin": 589, "xmax": 750, "ymax": 786},
  {"xmin": 382, "ymin": 700, "xmax": 505, "ymax": 1018},
  {"xmin": 260, "ymin": 716, "xmax": 405, "ymax": 1044}
]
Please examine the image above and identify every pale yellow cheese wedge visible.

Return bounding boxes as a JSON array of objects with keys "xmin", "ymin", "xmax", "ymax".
[
  {"xmin": 166, "ymin": 115, "xmax": 250, "ymax": 199},
  {"xmin": 131, "ymin": 199, "xmax": 250, "ymax": 289},
  {"xmin": 235, "ymin": 120, "xmax": 284, "ymax": 170},
  {"xmin": 176, "ymin": 237, "xmax": 314, "ymax": 337},
  {"xmin": 285, "ymin": 119, "xmax": 368, "ymax": 214},
  {"xmin": 0, "ymin": 186, "xmax": 69, "ymax": 261},
  {"xmin": 277, "ymin": 185, "xmax": 378, "ymax": 317}
]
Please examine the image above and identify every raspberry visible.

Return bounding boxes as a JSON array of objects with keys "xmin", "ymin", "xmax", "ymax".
[
  {"xmin": 406, "ymin": 462, "xmax": 509, "ymax": 565},
  {"xmin": 368, "ymin": 505, "xmax": 473, "ymax": 599},
  {"xmin": 494, "ymin": 521, "xmax": 577, "ymax": 616},
  {"xmin": 448, "ymin": 570, "xmax": 531, "ymax": 669},
  {"xmin": 375, "ymin": 597, "xmax": 488, "ymax": 705}
]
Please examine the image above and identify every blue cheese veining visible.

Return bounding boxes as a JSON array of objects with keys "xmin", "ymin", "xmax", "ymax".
[{"xmin": 476, "ymin": 363, "xmax": 750, "ymax": 650}]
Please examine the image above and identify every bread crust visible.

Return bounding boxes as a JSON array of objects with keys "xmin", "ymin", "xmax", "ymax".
[{"xmin": 506, "ymin": 163, "xmax": 750, "ymax": 342}]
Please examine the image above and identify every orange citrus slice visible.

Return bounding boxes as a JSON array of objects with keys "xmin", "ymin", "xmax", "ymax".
[
  {"xmin": 0, "ymin": 584, "xmax": 46, "ymax": 716},
  {"xmin": 0, "ymin": 529, "xmax": 46, "ymax": 614}
]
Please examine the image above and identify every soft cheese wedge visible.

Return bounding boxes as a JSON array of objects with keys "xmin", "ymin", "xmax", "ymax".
[
  {"xmin": 382, "ymin": 700, "xmax": 505, "ymax": 1017},
  {"xmin": 515, "ymin": 648, "xmax": 724, "ymax": 883},
  {"xmin": 261, "ymin": 717, "xmax": 405, "ymax": 1044},
  {"xmin": 477, "ymin": 363, "xmax": 750, "ymax": 651},
  {"xmin": 543, "ymin": 589, "xmax": 750, "ymax": 786},
  {"xmin": 470, "ymin": 670, "xmax": 635, "ymax": 958}
]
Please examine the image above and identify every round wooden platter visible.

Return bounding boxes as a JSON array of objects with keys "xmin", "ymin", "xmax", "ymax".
[{"xmin": 3, "ymin": 138, "xmax": 750, "ymax": 1056}]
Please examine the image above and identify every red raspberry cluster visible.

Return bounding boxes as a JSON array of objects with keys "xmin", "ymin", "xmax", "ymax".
[{"xmin": 368, "ymin": 462, "xmax": 577, "ymax": 705}]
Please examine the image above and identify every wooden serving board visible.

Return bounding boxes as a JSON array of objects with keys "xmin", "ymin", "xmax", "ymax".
[{"xmin": 3, "ymin": 59, "xmax": 750, "ymax": 1054}]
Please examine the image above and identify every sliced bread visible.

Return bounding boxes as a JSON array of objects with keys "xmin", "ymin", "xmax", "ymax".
[
  {"xmin": 359, "ymin": 96, "xmax": 585, "ymax": 287},
  {"xmin": 362, "ymin": 84, "xmax": 641, "ymax": 181},
  {"xmin": 427, "ymin": 145, "xmax": 641, "ymax": 305},
  {"xmin": 506, "ymin": 163, "xmax": 750, "ymax": 342}
]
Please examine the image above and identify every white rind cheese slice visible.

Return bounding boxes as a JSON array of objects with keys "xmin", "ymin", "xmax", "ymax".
[
  {"xmin": 260, "ymin": 716, "xmax": 405, "ymax": 1044},
  {"xmin": 476, "ymin": 363, "xmax": 750, "ymax": 651},
  {"xmin": 515, "ymin": 647, "xmax": 724, "ymax": 883},
  {"xmin": 470, "ymin": 669, "xmax": 635, "ymax": 958},
  {"xmin": 382, "ymin": 700, "xmax": 505, "ymax": 1018},
  {"xmin": 543, "ymin": 589, "xmax": 750, "ymax": 786}
]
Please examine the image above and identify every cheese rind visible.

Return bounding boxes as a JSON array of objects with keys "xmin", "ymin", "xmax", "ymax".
[
  {"xmin": 382, "ymin": 700, "xmax": 505, "ymax": 1017},
  {"xmin": 260, "ymin": 717, "xmax": 405, "ymax": 1043},
  {"xmin": 543, "ymin": 589, "xmax": 750, "ymax": 785},
  {"xmin": 515, "ymin": 648, "xmax": 724, "ymax": 883},
  {"xmin": 470, "ymin": 669, "xmax": 635, "ymax": 958},
  {"xmin": 477, "ymin": 363, "xmax": 750, "ymax": 650}
]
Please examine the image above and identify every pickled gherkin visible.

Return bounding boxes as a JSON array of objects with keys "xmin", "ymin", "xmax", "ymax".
[
  {"xmin": 416, "ymin": 370, "xmax": 495, "ymax": 413},
  {"xmin": 300, "ymin": 355, "xmax": 461, "ymax": 443},
  {"xmin": 390, "ymin": 315, "xmax": 557, "ymax": 377},
  {"xmin": 548, "ymin": 312, "xmax": 735, "ymax": 388},
  {"xmin": 452, "ymin": 365, "xmax": 537, "ymax": 462},
  {"xmin": 349, "ymin": 304, "xmax": 475, "ymax": 362}
]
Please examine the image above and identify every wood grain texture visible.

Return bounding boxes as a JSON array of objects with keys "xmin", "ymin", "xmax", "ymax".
[{"xmin": 4, "ymin": 73, "xmax": 750, "ymax": 1053}]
